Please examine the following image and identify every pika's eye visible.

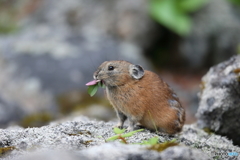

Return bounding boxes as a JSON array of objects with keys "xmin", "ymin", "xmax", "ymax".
[{"xmin": 108, "ymin": 66, "xmax": 114, "ymax": 71}]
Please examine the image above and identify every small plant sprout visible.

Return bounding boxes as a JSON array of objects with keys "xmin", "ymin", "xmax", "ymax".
[
  {"xmin": 147, "ymin": 138, "xmax": 179, "ymax": 152},
  {"xmin": 86, "ymin": 79, "xmax": 105, "ymax": 97},
  {"xmin": 106, "ymin": 128, "xmax": 179, "ymax": 152},
  {"xmin": 140, "ymin": 137, "xmax": 159, "ymax": 145},
  {"xmin": 106, "ymin": 127, "xmax": 144, "ymax": 144}
]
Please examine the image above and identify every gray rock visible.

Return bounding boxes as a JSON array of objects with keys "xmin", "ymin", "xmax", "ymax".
[
  {"xmin": 23, "ymin": 0, "xmax": 158, "ymax": 49},
  {"xmin": 160, "ymin": 146, "xmax": 210, "ymax": 160},
  {"xmin": 5, "ymin": 144, "xmax": 210, "ymax": 160},
  {"xmin": 77, "ymin": 143, "xmax": 167, "ymax": 160},
  {"xmin": 196, "ymin": 55, "xmax": 240, "ymax": 146},
  {"xmin": 0, "ymin": 116, "xmax": 239, "ymax": 160},
  {"xmin": 0, "ymin": 57, "xmax": 54, "ymax": 127},
  {"xmin": 180, "ymin": 0, "xmax": 240, "ymax": 68},
  {"xmin": 12, "ymin": 150, "xmax": 79, "ymax": 160},
  {"xmin": 0, "ymin": 96, "xmax": 25, "ymax": 128}
]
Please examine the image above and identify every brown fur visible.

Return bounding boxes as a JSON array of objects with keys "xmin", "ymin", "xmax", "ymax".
[{"xmin": 93, "ymin": 60, "xmax": 185, "ymax": 134}]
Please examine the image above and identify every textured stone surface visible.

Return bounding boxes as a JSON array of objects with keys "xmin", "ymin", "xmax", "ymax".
[
  {"xmin": 197, "ymin": 55, "xmax": 240, "ymax": 145},
  {"xmin": 0, "ymin": 116, "xmax": 239, "ymax": 160}
]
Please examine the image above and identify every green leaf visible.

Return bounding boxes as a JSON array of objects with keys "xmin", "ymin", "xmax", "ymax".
[
  {"xmin": 139, "ymin": 140, "xmax": 148, "ymax": 145},
  {"xmin": 106, "ymin": 135, "xmax": 119, "ymax": 142},
  {"xmin": 140, "ymin": 137, "xmax": 159, "ymax": 145},
  {"xmin": 172, "ymin": 13, "xmax": 191, "ymax": 36},
  {"xmin": 147, "ymin": 137, "xmax": 159, "ymax": 145},
  {"xmin": 178, "ymin": 0, "xmax": 209, "ymax": 12},
  {"xmin": 87, "ymin": 84, "xmax": 98, "ymax": 97},
  {"xmin": 149, "ymin": 0, "xmax": 191, "ymax": 36},
  {"xmin": 98, "ymin": 81, "xmax": 102, "ymax": 87},
  {"xmin": 149, "ymin": 0, "xmax": 208, "ymax": 36},
  {"xmin": 98, "ymin": 81, "xmax": 106, "ymax": 88},
  {"xmin": 122, "ymin": 129, "xmax": 144, "ymax": 138},
  {"xmin": 149, "ymin": 0, "xmax": 175, "ymax": 26},
  {"xmin": 113, "ymin": 127, "xmax": 125, "ymax": 134}
]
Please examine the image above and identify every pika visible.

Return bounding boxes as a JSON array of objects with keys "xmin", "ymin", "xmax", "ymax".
[{"xmin": 93, "ymin": 60, "xmax": 185, "ymax": 134}]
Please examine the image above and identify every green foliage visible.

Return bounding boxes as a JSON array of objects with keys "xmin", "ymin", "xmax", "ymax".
[
  {"xmin": 149, "ymin": 0, "xmax": 208, "ymax": 36},
  {"xmin": 87, "ymin": 81, "xmax": 105, "ymax": 97},
  {"xmin": 106, "ymin": 128, "xmax": 179, "ymax": 152},
  {"xmin": 114, "ymin": 127, "xmax": 126, "ymax": 134},
  {"xmin": 123, "ymin": 129, "xmax": 145, "ymax": 138},
  {"xmin": 140, "ymin": 137, "xmax": 159, "ymax": 145},
  {"xmin": 229, "ymin": 0, "xmax": 240, "ymax": 6},
  {"xmin": 106, "ymin": 128, "xmax": 144, "ymax": 144},
  {"xmin": 98, "ymin": 81, "xmax": 105, "ymax": 88},
  {"xmin": 147, "ymin": 139, "xmax": 179, "ymax": 152},
  {"xmin": 87, "ymin": 84, "xmax": 99, "ymax": 97},
  {"xmin": 106, "ymin": 135, "xmax": 121, "ymax": 142}
]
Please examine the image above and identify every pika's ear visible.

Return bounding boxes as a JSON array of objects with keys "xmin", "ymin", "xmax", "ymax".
[{"xmin": 129, "ymin": 64, "xmax": 144, "ymax": 79}]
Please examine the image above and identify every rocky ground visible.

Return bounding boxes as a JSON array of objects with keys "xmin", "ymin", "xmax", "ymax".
[{"xmin": 0, "ymin": 116, "xmax": 239, "ymax": 160}]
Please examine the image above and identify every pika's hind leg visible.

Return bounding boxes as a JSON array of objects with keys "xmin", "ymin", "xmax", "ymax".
[{"xmin": 114, "ymin": 110, "xmax": 127, "ymax": 129}]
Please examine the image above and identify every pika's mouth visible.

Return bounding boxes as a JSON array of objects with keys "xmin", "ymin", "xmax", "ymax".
[
  {"xmin": 86, "ymin": 79, "xmax": 105, "ymax": 86},
  {"xmin": 86, "ymin": 79, "xmax": 101, "ymax": 86}
]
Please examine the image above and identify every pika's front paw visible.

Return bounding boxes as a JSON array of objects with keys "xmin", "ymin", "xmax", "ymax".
[{"xmin": 126, "ymin": 126, "xmax": 134, "ymax": 132}]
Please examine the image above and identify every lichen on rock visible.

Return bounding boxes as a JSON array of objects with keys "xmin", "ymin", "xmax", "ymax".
[{"xmin": 197, "ymin": 55, "xmax": 240, "ymax": 146}]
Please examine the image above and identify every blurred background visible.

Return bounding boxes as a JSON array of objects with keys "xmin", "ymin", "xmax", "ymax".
[{"xmin": 0, "ymin": 0, "xmax": 240, "ymax": 128}]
